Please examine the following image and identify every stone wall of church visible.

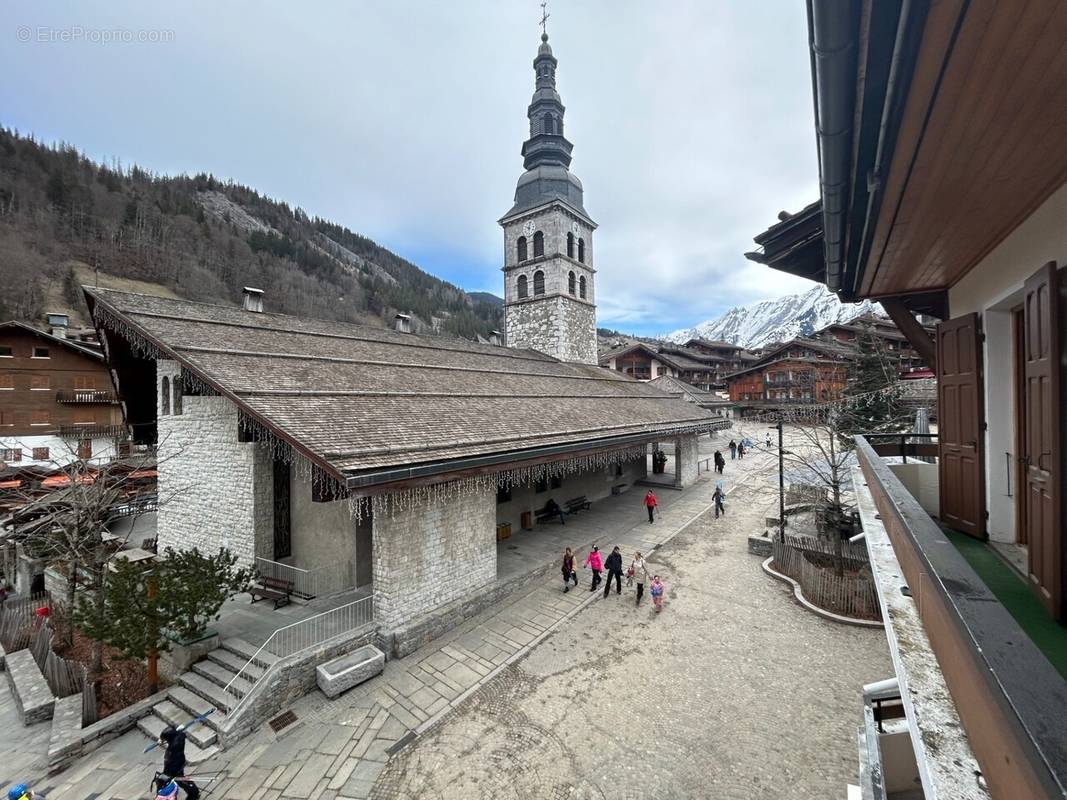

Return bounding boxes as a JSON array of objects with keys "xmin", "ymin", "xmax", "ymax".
[
  {"xmin": 156, "ymin": 359, "xmax": 271, "ymax": 569},
  {"xmin": 506, "ymin": 295, "xmax": 597, "ymax": 364},
  {"xmin": 371, "ymin": 487, "xmax": 496, "ymax": 630}
]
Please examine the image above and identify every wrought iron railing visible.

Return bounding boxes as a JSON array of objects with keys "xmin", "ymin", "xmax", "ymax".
[
  {"xmin": 864, "ymin": 432, "xmax": 938, "ymax": 463},
  {"xmin": 220, "ymin": 595, "xmax": 374, "ymax": 715},
  {"xmin": 254, "ymin": 557, "xmax": 355, "ymax": 600}
]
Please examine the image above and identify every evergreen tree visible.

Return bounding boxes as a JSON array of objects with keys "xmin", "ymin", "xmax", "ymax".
[{"xmin": 837, "ymin": 327, "xmax": 911, "ymax": 438}]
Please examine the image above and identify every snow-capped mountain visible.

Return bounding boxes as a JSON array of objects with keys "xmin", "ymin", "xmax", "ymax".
[{"xmin": 662, "ymin": 285, "xmax": 881, "ymax": 350}]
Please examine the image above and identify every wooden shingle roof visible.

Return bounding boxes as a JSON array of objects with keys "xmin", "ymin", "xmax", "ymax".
[{"xmin": 88, "ymin": 289, "xmax": 724, "ymax": 488}]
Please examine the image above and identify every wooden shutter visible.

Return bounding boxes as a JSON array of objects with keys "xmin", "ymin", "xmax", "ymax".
[
  {"xmin": 1022, "ymin": 262, "xmax": 1063, "ymax": 620},
  {"xmin": 937, "ymin": 313, "xmax": 985, "ymax": 539}
]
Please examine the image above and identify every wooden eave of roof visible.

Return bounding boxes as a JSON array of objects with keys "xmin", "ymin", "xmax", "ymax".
[
  {"xmin": 0, "ymin": 321, "xmax": 105, "ymax": 361},
  {"xmin": 89, "ymin": 289, "xmax": 724, "ymax": 491}
]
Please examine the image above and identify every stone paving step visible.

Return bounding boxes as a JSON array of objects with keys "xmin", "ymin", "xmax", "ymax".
[
  {"xmin": 137, "ymin": 713, "xmax": 219, "ymax": 764},
  {"xmin": 145, "ymin": 699, "xmax": 218, "ymax": 749},
  {"xmin": 206, "ymin": 647, "xmax": 266, "ymax": 679},
  {"xmin": 5, "ymin": 649, "xmax": 55, "ymax": 725},
  {"xmin": 178, "ymin": 672, "xmax": 236, "ymax": 713},
  {"xmin": 220, "ymin": 637, "xmax": 279, "ymax": 669},
  {"xmin": 191, "ymin": 659, "xmax": 254, "ymax": 696},
  {"xmin": 166, "ymin": 685, "xmax": 226, "ymax": 730}
]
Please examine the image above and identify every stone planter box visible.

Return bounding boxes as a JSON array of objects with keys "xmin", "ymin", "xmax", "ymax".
[
  {"xmin": 160, "ymin": 630, "xmax": 219, "ymax": 679},
  {"xmin": 316, "ymin": 645, "xmax": 384, "ymax": 699}
]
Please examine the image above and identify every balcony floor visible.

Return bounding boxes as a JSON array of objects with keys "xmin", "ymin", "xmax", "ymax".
[{"xmin": 944, "ymin": 528, "xmax": 1067, "ymax": 680}]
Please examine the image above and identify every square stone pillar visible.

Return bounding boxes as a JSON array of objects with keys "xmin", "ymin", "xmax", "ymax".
[{"xmin": 674, "ymin": 434, "xmax": 700, "ymax": 488}]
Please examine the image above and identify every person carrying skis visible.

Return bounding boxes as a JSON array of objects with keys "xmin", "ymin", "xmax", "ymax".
[{"xmin": 155, "ymin": 727, "xmax": 201, "ymax": 799}]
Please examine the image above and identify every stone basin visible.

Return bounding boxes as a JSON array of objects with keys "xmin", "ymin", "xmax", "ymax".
[{"xmin": 316, "ymin": 644, "xmax": 385, "ymax": 699}]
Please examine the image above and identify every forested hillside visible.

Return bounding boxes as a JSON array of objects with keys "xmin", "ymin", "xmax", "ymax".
[{"xmin": 0, "ymin": 128, "xmax": 502, "ymax": 338}]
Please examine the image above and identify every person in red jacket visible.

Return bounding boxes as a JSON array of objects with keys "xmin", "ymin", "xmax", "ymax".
[
  {"xmin": 582, "ymin": 545, "xmax": 603, "ymax": 592},
  {"xmin": 644, "ymin": 490, "xmax": 658, "ymax": 524}
]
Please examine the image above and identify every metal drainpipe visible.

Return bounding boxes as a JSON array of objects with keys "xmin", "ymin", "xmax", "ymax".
[
  {"xmin": 809, "ymin": 0, "xmax": 860, "ymax": 293},
  {"xmin": 855, "ymin": 0, "xmax": 914, "ymax": 286}
]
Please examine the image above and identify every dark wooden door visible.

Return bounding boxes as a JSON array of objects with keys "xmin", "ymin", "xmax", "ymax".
[
  {"xmin": 272, "ymin": 458, "xmax": 292, "ymax": 560},
  {"xmin": 937, "ymin": 313, "xmax": 985, "ymax": 539},
  {"xmin": 1022, "ymin": 262, "xmax": 1062, "ymax": 620}
]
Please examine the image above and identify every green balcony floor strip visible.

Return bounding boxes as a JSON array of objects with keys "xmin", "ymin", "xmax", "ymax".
[{"xmin": 944, "ymin": 530, "xmax": 1067, "ymax": 681}]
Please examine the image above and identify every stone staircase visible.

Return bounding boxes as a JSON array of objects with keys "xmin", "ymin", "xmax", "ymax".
[{"xmin": 136, "ymin": 637, "xmax": 278, "ymax": 762}]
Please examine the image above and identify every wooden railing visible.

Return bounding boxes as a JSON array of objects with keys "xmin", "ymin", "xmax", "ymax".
[
  {"xmin": 55, "ymin": 389, "xmax": 117, "ymax": 404},
  {"xmin": 855, "ymin": 435, "xmax": 1067, "ymax": 799}
]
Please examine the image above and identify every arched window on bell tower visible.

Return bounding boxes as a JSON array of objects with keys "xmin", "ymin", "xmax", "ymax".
[
  {"xmin": 577, "ymin": 238, "xmax": 585, "ymax": 264},
  {"xmin": 568, "ymin": 271, "xmax": 576, "ymax": 295},
  {"xmin": 533, "ymin": 231, "xmax": 544, "ymax": 257},
  {"xmin": 160, "ymin": 376, "xmax": 170, "ymax": 415},
  {"xmin": 579, "ymin": 275, "xmax": 587, "ymax": 299},
  {"xmin": 517, "ymin": 274, "xmax": 528, "ymax": 298},
  {"xmin": 566, "ymin": 232, "xmax": 574, "ymax": 258},
  {"xmin": 533, "ymin": 270, "xmax": 545, "ymax": 295},
  {"xmin": 543, "ymin": 114, "xmax": 554, "ymax": 134},
  {"xmin": 517, "ymin": 236, "xmax": 528, "ymax": 262}
]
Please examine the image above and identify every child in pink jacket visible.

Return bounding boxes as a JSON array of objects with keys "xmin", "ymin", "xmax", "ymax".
[
  {"xmin": 583, "ymin": 545, "xmax": 603, "ymax": 592},
  {"xmin": 650, "ymin": 575, "xmax": 665, "ymax": 613}
]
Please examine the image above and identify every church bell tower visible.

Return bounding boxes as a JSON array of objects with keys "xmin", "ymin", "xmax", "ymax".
[{"xmin": 500, "ymin": 29, "xmax": 598, "ymax": 365}]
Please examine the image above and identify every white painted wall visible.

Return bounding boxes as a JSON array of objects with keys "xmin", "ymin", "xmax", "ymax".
[
  {"xmin": 946, "ymin": 181, "xmax": 1067, "ymax": 545},
  {"xmin": 889, "ymin": 463, "xmax": 940, "ymax": 518},
  {"xmin": 0, "ymin": 434, "xmax": 120, "ymax": 466}
]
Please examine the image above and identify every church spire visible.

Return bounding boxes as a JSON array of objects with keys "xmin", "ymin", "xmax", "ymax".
[{"xmin": 521, "ymin": 28, "xmax": 574, "ymax": 170}]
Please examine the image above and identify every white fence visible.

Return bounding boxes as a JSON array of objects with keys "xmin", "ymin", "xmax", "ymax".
[
  {"xmin": 221, "ymin": 595, "xmax": 374, "ymax": 712},
  {"xmin": 254, "ymin": 557, "xmax": 355, "ymax": 600}
]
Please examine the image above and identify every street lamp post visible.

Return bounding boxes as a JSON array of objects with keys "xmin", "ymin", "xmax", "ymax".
[{"xmin": 768, "ymin": 418, "xmax": 786, "ymax": 542}]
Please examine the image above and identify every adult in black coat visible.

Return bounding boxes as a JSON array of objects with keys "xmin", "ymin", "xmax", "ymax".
[
  {"xmin": 603, "ymin": 546, "xmax": 624, "ymax": 597},
  {"xmin": 156, "ymin": 727, "xmax": 200, "ymax": 799}
]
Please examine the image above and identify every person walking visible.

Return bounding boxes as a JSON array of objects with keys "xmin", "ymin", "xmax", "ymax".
[
  {"xmin": 561, "ymin": 547, "xmax": 579, "ymax": 592},
  {"xmin": 155, "ymin": 727, "xmax": 200, "ymax": 800},
  {"xmin": 583, "ymin": 545, "xmax": 603, "ymax": 592},
  {"xmin": 737, "ymin": 443, "xmax": 745, "ymax": 459},
  {"xmin": 644, "ymin": 489, "xmax": 658, "ymax": 523},
  {"xmin": 765, "ymin": 433, "xmax": 772, "ymax": 448},
  {"xmin": 650, "ymin": 575, "xmax": 665, "ymax": 613},
  {"xmin": 603, "ymin": 546, "xmax": 624, "ymax": 597},
  {"xmin": 729, "ymin": 439, "xmax": 737, "ymax": 460},
  {"xmin": 713, "ymin": 484, "xmax": 726, "ymax": 518},
  {"xmin": 714, "ymin": 450, "xmax": 725, "ymax": 474},
  {"xmin": 631, "ymin": 551, "xmax": 649, "ymax": 606}
]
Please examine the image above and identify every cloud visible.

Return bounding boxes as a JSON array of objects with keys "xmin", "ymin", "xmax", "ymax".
[{"xmin": 1, "ymin": 0, "xmax": 819, "ymax": 335}]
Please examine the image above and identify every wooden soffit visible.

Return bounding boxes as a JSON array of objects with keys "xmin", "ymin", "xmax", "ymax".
[{"xmin": 862, "ymin": 0, "xmax": 1067, "ymax": 297}]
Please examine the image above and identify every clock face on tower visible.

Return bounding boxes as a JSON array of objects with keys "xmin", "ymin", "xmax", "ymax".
[
  {"xmin": 571, "ymin": 222, "xmax": 580, "ymax": 235},
  {"xmin": 522, "ymin": 220, "xmax": 535, "ymax": 237}
]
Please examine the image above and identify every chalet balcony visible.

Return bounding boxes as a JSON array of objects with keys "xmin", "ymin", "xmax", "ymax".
[
  {"xmin": 852, "ymin": 435, "xmax": 1067, "ymax": 799},
  {"xmin": 55, "ymin": 389, "xmax": 118, "ymax": 404},
  {"xmin": 56, "ymin": 423, "xmax": 128, "ymax": 439}
]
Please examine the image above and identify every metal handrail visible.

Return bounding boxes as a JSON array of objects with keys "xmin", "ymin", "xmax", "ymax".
[
  {"xmin": 220, "ymin": 595, "xmax": 373, "ymax": 717},
  {"xmin": 254, "ymin": 557, "xmax": 354, "ymax": 600}
]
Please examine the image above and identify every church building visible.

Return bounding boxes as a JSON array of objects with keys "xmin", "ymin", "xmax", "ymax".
[
  {"xmin": 84, "ymin": 31, "xmax": 725, "ymax": 657},
  {"xmin": 501, "ymin": 32, "xmax": 598, "ymax": 365}
]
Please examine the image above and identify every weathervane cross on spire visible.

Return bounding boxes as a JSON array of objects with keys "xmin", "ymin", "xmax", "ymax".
[{"xmin": 539, "ymin": 1, "xmax": 550, "ymax": 35}]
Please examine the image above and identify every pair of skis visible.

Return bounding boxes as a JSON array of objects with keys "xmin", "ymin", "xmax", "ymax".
[{"xmin": 142, "ymin": 708, "xmax": 216, "ymax": 753}]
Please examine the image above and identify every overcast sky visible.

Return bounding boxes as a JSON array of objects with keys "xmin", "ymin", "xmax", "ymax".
[{"xmin": 1, "ymin": 1, "xmax": 820, "ymax": 336}]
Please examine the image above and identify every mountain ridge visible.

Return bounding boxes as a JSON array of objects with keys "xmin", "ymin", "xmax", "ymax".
[{"xmin": 662, "ymin": 285, "xmax": 881, "ymax": 349}]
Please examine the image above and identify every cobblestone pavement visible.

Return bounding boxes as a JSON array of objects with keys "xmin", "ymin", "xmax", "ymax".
[
  {"xmin": 37, "ymin": 434, "xmax": 740, "ymax": 800},
  {"xmin": 370, "ymin": 441, "xmax": 893, "ymax": 800}
]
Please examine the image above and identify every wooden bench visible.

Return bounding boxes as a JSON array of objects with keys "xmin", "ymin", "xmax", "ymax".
[
  {"xmin": 535, "ymin": 503, "xmax": 565, "ymax": 524},
  {"xmin": 249, "ymin": 576, "xmax": 293, "ymax": 609},
  {"xmin": 565, "ymin": 496, "xmax": 591, "ymax": 514}
]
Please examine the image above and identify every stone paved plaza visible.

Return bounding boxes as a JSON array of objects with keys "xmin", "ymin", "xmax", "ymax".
[{"xmin": 16, "ymin": 429, "xmax": 892, "ymax": 799}]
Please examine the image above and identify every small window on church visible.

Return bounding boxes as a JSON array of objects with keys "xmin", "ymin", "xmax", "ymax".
[
  {"xmin": 173, "ymin": 378, "xmax": 183, "ymax": 416},
  {"xmin": 543, "ymin": 114, "xmax": 554, "ymax": 135},
  {"xmin": 517, "ymin": 274, "xmax": 528, "ymax": 299},
  {"xmin": 533, "ymin": 270, "xmax": 545, "ymax": 295},
  {"xmin": 517, "ymin": 236, "xmax": 527, "ymax": 262},
  {"xmin": 160, "ymin": 376, "xmax": 170, "ymax": 415},
  {"xmin": 568, "ymin": 271, "xmax": 576, "ymax": 295},
  {"xmin": 579, "ymin": 275, "xmax": 587, "ymax": 299},
  {"xmin": 567, "ymin": 232, "xmax": 574, "ymax": 258},
  {"xmin": 577, "ymin": 238, "xmax": 585, "ymax": 263},
  {"xmin": 533, "ymin": 231, "xmax": 544, "ymax": 257}
]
